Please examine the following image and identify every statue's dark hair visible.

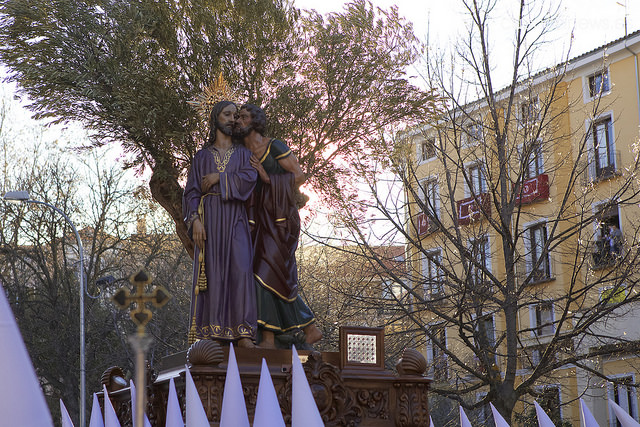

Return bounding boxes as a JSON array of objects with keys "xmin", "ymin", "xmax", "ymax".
[
  {"xmin": 206, "ymin": 100, "xmax": 236, "ymax": 146},
  {"xmin": 240, "ymin": 103, "xmax": 267, "ymax": 136}
]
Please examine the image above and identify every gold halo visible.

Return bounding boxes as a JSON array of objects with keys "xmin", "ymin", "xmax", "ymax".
[{"xmin": 188, "ymin": 73, "xmax": 241, "ymax": 119}]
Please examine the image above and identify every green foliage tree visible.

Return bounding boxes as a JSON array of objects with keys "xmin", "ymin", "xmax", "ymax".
[{"xmin": 0, "ymin": 0, "xmax": 436, "ymax": 256}]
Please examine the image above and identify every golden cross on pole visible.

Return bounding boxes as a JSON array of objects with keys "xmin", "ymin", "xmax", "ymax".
[{"xmin": 111, "ymin": 270, "xmax": 171, "ymax": 427}]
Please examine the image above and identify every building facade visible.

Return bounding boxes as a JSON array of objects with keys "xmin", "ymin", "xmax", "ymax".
[{"xmin": 404, "ymin": 31, "xmax": 640, "ymax": 425}]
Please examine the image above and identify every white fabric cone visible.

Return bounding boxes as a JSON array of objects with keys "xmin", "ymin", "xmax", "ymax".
[
  {"xmin": 533, "ymin": 401, "xmax": 556, "ymax": 427},
  {"xmin": 460, "ymin": 406, "xmax": 473, "ymax": 427},
  {"xmin": 185, "ymin": 364, "xmax": 210, "ymax": 427},
  {"xmin": 0, "ymin": 282, "xmax": 53, "ymax": 426},
  {"xmin": 89, "ymin": 393, "xmax": 105, "ymax": 427},
  {"xmin": 291, "ymin": 345, "xmax": 323, "ymax": 427},
  {"xmin": 609, "ymin": 399, "xmax": 640, "ymax": 427},
  {"xmin": 429, "ymin": 415, "xmax": 435, "ymax": 427},
  {"xmin": 60, "ymin": 399, "xmax": 75, "ymax": 427},
  {"xmin": 490, "ymin": 403, "xmax": 510, "ymax": 427},
  {"xmin": 103, "ymin": 384, "xmax": 121, "ymax": 427},
  {"xmin": 130, "ymin": 380, "xmax": 152, "ymax": 427},
  {"xmin": 220, "ymin": 343, "xmax": 250, "ymax": 427},
  {"xmin": 165, "ymin": 377, "xmax": 184, "ymax": 427},
  {"xmin": 580, "ymin": 398, "xmax": 600, "ymax": 427},
  {"xmin": 253, "ymin": 358, "xmax": 285, "ymax": 427}
]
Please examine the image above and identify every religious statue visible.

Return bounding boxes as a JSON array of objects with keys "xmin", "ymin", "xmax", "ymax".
[
  {"xmin": 183, "ymin": 100, "xmax": 258, "ymax": 348},
  {"xmin": 235, "ymin": 103, "xmax": 323, "ymax": 349}
]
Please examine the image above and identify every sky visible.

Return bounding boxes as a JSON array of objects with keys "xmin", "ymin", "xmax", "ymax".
[{"xmin": 293, "ymin": 0, "xmax": 640, "ymax": 79}]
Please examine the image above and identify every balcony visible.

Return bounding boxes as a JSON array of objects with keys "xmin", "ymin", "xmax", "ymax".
[
  {"xmin": 416, "ymin": 212, "xmax": 439, "ymax": 236},
  {"xmin": 456, "ymin": 193, "xmax": 490, "ymax": 225},
  {"xmin": 416, "ymin": 212, "xmax": 429, "ymax": 236},
  {"xmin": 515, "ymin": 173, "xmax": 549, "ymax": 205},
  {"xmin": 583, "ymin": 150, "xmax": 622, "ymax": 183},
  {"xmin": 591, "ymin": 239, "xmax": 622, "ymax": 269}
]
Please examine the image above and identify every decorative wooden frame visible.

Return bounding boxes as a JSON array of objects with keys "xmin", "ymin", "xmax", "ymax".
[{"xmin": 339, "ymin": 326, "xmax": 385, "ymax": 371}]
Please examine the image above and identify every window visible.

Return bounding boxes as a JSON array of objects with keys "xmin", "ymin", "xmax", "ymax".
[
  {"xmin": 590, "ymin": 116, "xmax": 616, "ymax": 178},
  {"xmin": 521, "ymin": 347, "xmax": 541, "ymax": 370},
  {"xmin": 469, "ymin": 237, "xmax": 490, "ymax": 286},
  {"xmin": 479, "ymin": 316, "xmax": 496, "ymax": 346},
  {"xmin": 523, "ymin": 141, "xmax": 544, "ymax": 179},
  {"xmin": 426, "ymin": 324, "xmax": 447, "ymax": 381},
  {"xmin": 420, "ymin": 178, "xmax": 439, "ymax": 220},
  {"xmin": 609, "ymin": 376, "xmax": 638, "ymax": 427},
  {"xmin": 423, "ymin": 250, "xmax": 444, "ymax": 299},
  {"xmin": 421, "ymin": 138, "xmax": 436, "ymax": 161},
  {"xmin": 468, "ymin": 123, "xmax": 483, "ymax": 142},
  {"xmin": 521, "ymin": 345, "xmax": 558, "ymax": 370},
  {"xmin": 538, "ymin": 386, "xmax": 562, "ymax": 423},
  {"xmin": 468, "ymin": 162, "xmax": 487, "ymax": 195},
  {"xmin": 462, "ymin": 121, "xmax": 483, "ymax": 146},
  {"xmin": 526, "ymin": 222, "xmax": 551, "ymax": 281},
  {"xmin": 589, "ymin": 69, "xmax": 611, "ymax": 97},
  {"xmin": 531, "ymin": 302, "xmax": 554, "ymax": 336},
  {"xmin": 593, "ymin": 203, "xmax": 622, "ymax": 267},
  {"xmin": 381, "ymin": 280, "xmax": 404, "ymax": 300},
  {"xmin": 475, "ymin": 315, "xmax": 497, "ymax": 367},
  {"xmin": 520, "ymin": 98, "xmax": 540, "ymax": 125}
]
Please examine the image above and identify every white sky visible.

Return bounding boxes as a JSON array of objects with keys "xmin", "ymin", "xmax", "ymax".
[{"xmin": 294, "ymin": 0, "xmax": 640, "ymax": 76}]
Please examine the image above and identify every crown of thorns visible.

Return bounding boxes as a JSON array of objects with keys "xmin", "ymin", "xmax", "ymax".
[{"xmin": 187, "ymin": 73, "xmax": 241, "ymax": 119}]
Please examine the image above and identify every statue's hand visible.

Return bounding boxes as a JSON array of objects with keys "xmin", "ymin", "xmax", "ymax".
[
  {"xmin": 201, "ymin": 173, "xmax": 220, "ymax": 193},
  {"xmin": 192, "ymin": 218, "xmax": 206, "ymax": 250},
  {"xmin": 250, "ymin": 155, "xmax": 270, "ymax": 184}
]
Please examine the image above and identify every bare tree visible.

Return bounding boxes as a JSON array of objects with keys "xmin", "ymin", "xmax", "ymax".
[
  {"xmin": 0, "ymin": 116, "xmax": 191, "ymax": 422},
  {"xmin": 305, "ymin": 0, "xmax": 640, "ymax": 423},
  {"xmin": 298, "ymin": 243, "xmax": 416, "ymax": 365}
]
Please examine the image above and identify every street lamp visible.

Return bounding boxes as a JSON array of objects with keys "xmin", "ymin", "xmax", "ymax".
[{"xmin": 3, "ymin": 190, "xmax": 87, "ymax": 427}]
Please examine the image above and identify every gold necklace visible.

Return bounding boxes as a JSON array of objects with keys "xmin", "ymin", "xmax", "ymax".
[{"xmin": 209, "ymin": 144, "xmax": 236, "ymax": 172}]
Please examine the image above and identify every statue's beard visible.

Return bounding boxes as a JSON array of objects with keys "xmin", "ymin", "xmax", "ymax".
[
  {"xmin": 218, "ymin": 123, "xmax": 234, "ymax": 136},
  {"xmin": 233, "ymin": 125, "xmax": 251, "ymax": 138}
]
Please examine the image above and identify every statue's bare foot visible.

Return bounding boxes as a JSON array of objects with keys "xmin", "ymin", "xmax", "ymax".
[
  {"xmin": 258, "ymin": 330, "xmax": 277, "ymax": 349},
  {"xmin": 303, "ymin": 324, "xmax": 323, "ymax": 344},
  {"xmin": 237, "ymin": 338, "xmax": 255, "ymax": 348}
]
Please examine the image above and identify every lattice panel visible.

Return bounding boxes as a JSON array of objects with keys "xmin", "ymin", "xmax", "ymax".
[{"xmin": 346, "ymin": 334, "xmax": 377, "ymax": 364}]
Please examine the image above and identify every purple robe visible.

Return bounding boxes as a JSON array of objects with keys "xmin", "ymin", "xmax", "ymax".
[{"xmin": 183, "ymin": 144, "xmax": 258, "ymax": 342}]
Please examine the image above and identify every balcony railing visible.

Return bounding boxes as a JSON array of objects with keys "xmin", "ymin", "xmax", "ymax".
[
  {"xmin": 456, "ymin": 193, "xmax": 491, "ymax": 225},
  {"xmin": 591, "ymin": 238, "xmax": 623, "ymax": 269},
  {"xmin": 583, "ymin": 150, "xmax": 622, "ymax": 183},
  {"xmin": 515, "ymin": 173, "xmax": 549, "ymax": 205}
]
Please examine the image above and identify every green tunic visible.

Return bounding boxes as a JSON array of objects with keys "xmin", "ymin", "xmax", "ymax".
[{"xmin": 252, "ymin": 139, "xmax": 315, "ymax": 335}]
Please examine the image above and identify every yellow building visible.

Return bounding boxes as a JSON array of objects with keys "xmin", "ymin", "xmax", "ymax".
[{"xmin": 404, "ymin": 30, "xmax": 640, "ymax": 425}]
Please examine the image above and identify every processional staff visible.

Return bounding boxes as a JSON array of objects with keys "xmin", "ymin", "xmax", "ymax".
[{"xmin": 111, "ymin": 270, "xmax": 171, "ymax": 427}]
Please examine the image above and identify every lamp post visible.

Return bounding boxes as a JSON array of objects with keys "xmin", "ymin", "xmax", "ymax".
[{"xmin": 3, "ymin": 190, "xmax": 86, "ymax": 427}]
